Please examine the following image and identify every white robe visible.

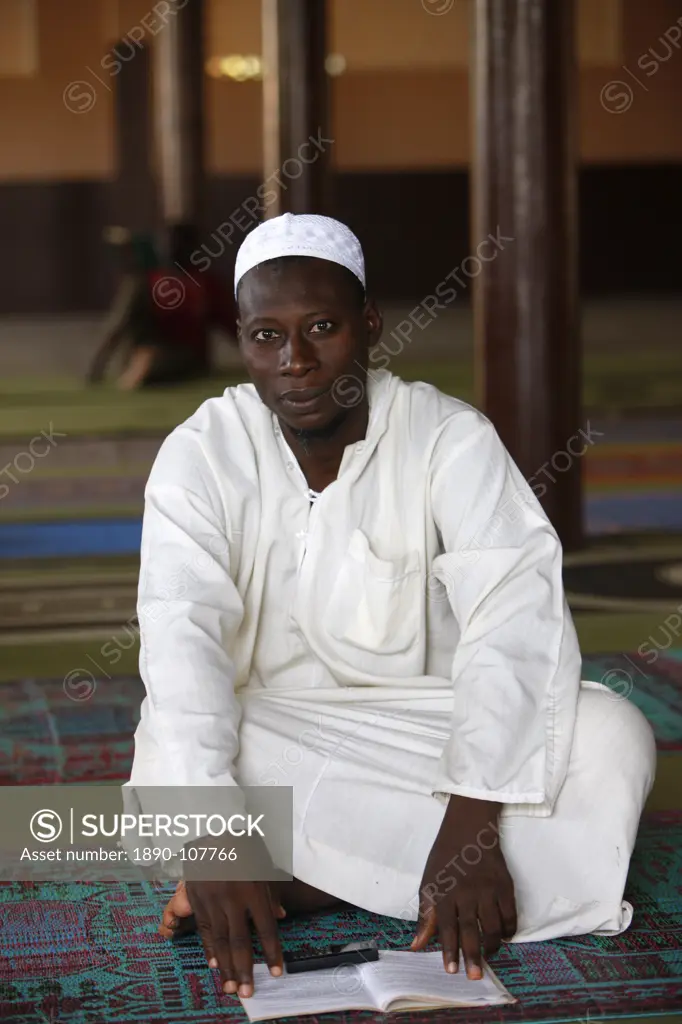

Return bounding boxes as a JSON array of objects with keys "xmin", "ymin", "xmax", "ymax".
[{"xmin": 128, "ymin": 369, "xmax": 655, "ymax": 939}]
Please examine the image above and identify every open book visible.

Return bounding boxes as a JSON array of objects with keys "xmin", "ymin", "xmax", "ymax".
[{"xmin": 240, "ymin": 949, "xmax": 515, "ymax": 1021}]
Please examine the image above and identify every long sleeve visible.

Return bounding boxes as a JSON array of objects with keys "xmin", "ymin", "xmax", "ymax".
[
  {"xmin": 429, "ymin": 412, "xmax": 581, "ymax": 815},
  {"xmin": 130, "ymin": 427, "xmax": 245, "ymax": 799}
]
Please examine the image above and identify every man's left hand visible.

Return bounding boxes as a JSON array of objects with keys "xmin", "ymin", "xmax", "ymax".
[{"xmin": 411, "ymin": 795, "xmax": 517, "ymax": 979}]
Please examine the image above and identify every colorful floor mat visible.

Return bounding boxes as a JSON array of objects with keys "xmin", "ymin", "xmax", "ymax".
[
  {"xmin": 587, "ymin": 490, "xmax": 682, "ymax": 533},
  {"xmin": 1, "ymin": 654, "xmax": 680, "ymax": 788},
  {"xmin": 0, "ymin": 811, "xmax": 680, "ymax": 1024},
  {"xmin": 0, "ymin": 520, "xmax": 143, "ymax": 559},
  {"xmin": 0, "ymin": 397, "xmax": 679, "ymax": 537},
  {"xmin": 0, "ymin": 676, "xmax": 141, "ymax": 785},
  {"xmin": 2, "ymin": 492, "xmax": 681, "ymax": 556}
]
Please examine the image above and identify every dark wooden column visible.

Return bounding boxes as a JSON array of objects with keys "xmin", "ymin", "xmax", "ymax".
[
  {"xmin": 261, "ymin": 0, "xmax": 331, "ymax": 217},
  {"xmin": 111, "ymin": 42, "xmax": 157, "ymax": 232},
  {"xmin": 471, "ymin": 0, "xmax": 582, "ymax": 550},
  {"xmin": 153, "ymin": 0, "xmax": 205, "ymax": 226}
]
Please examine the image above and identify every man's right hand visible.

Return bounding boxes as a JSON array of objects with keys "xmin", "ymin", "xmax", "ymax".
[{"xmin": 184, "ymin": 879, "xmax": 285, "ymax": 998}]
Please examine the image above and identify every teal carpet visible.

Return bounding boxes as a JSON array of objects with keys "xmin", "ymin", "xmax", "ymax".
[{"xmin": 0, "ymin": 811, "xmax": 680, "ymax": 1023}]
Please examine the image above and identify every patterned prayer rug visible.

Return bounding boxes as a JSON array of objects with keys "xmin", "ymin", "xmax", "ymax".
[
  {"xmin": 0, "ymin": 677, "xmax": 141, "ymax": 786},
  {"xmin": 0, "ymin": 811, "xmax": 680, "ymax": 1024},
  {"xmin": 1, "ymin": 654, "xmax": 680, "ymax": 788}
]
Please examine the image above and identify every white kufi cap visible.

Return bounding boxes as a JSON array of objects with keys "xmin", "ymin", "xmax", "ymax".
[{"xmin": 234, "ymin": 213, "xmax": 365, "ymax": 297}]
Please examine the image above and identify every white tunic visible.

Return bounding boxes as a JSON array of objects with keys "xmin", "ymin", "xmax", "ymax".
[{"xmin": 129, "ymin": 369, "xmax": 655, "ymax": 938}]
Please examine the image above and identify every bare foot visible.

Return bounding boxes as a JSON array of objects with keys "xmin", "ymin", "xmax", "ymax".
[
  {"xmin": 158, "ymin": 879, "xmax": 340, "ymax": 940},
  {"xmin": 117, "ymin": 347, "xmax": 156, "ymax": 390},
  {"xmin": 273, "ymin": 879, "xmax": 342, "ymax": 915},
  {"xmin": 158, "ymin": 880, "xmax": 194, "ymax": 938}
]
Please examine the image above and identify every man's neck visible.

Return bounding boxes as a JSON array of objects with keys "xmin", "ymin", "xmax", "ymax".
[{"xmin": 279, "ymin": 401, "xmax": 370, "ymax": 493}]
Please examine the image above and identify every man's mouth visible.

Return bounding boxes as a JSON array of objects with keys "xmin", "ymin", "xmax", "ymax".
[{"xmin": 280, "ymin": 386, "xmax": 330, "ymax": 409}]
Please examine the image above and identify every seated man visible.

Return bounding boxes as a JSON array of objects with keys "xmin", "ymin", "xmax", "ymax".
[
  {"xmin": 129, "ymin": 213, "xmax": 655, "ymax": 1000},
  {"xmin": 88, "ymin": 224, "xmax": 238, "ymax": 390},
  {"xmin": 145, "ymin": 222, "xmax": 239, "ymax": 383},
  {"xmin": 87, "ymin": 231, "xmax": 162, "ymax": 388}
]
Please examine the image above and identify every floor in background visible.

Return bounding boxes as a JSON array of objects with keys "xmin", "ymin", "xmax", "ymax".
[
  {"xmin": 0, "ymin": 676, "xmax": 141, "ymax": 786},
  {"xmin": 0, "ymin": 520, "xmax": 143, "ymax": 558},
  {"xmin": 0, "ymin": 337, "xmax": 679, "ymax": 537},
  {"xmin": 1, "ymin": 489, "xmax": 680, "ymax": 556},
  {"xmin": 0, "ymin": 813, "xmax": 680, "ymax": 1024},
  {"xmin": 2, "ymin": 298, "xmax": 681, "ymax": 378},
  {"xmin": 587, "ymin": 491, "xmax": 682, "ymax": 532},
  {"xmin": 564, "ymin": 544, "xmax": 682, "ymax": 609},
  {"xmin": 0, "ymin": 427, "xmax": 680, "ymax": 543},
  {"xmin": 1, "ymin": 347, "xmax": 681, "ymax": 439}
]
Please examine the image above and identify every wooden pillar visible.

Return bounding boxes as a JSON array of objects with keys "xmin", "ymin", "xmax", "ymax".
[
  {"xmin": 471, "ymin": 0, "xmax": 582, "ymax": 550},
  {"xmin": 261, "ymin": 0, "xmax": 331, "ymax": 217},
  {"xmin": 111, "ymin": 42, "xmax": 157, "ymax": 232},
  {"xmin": 153, "ymin": 0, "xmax": 205, "ymax": 226}
]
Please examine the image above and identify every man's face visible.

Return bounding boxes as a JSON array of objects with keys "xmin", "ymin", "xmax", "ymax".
[{"xmin": 237, "ymin": 258, "xmax": 382, "ymax": 431}]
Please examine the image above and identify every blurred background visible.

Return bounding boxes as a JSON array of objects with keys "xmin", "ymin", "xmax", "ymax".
[{"xmin": 0, "ymin": 1, "xmax": 681, "ymax": 1021}]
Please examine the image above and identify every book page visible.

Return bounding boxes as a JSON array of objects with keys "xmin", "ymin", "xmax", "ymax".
[
  {"xmin": 239, "ymin": 961, "xmax": 375, "ymax": 1022},
  {"xmin": 363, "ymin": 950, "xmax": 515, "ymax": 1010}
]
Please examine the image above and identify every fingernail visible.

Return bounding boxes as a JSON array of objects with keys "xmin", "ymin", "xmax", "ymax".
[
  {"xmin": 468, "ymin": 966, "xmax": 482, "ymax": 980},
  {"xmin": 270, "ymin": 966, "xmax": 282, "ymax": 977},
  {"xmin": 223, "ymin": 981, "xmax": 237, "ymax": 995},
  {"xmin": 447, "ymin": 961, "xmax": 458, "ymax": 974},
  {"xmin": 238, "ymin": 983, "xmax": 252, "ymax": 998},
  {"xmin": 208, "ymin": 957, "xmax": 218, "ymax": 969}
]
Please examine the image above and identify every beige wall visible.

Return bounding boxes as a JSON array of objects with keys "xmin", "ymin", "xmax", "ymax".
[
  {"xmin": 0, "ymin": 0, "xmax": 681, "ymax": 181},
  {"xmin": 580, "ymin": 0, "xmax": 682, "ymax": 163},
  {"xmin": 209, "ymin": 0, "xmax": 682, "ymax": 171},
  {"xmin": 0, "ymin": 0, "xmax": 114, "ymax": 179}
]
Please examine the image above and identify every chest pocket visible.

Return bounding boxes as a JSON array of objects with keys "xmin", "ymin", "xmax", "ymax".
[{"xmin": 323, "ymin": 528, "xmax": 422, "ymax": 655}]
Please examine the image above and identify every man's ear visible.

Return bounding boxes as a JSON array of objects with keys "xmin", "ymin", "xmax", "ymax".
[{"xmin": 364, "ymin": 299, "xmax": 383, "ymax": 350}]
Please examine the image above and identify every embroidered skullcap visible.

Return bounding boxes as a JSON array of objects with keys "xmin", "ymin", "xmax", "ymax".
[{"xmin": 234, "ymin": 213, "xmax": 365, "ymax": 297}]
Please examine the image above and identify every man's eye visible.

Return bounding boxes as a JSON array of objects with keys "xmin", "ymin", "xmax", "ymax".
[
  {"xmin": 253, "ymin": 329, "xmax": 278, "ymax": 342},
  {"xmin": 309, "ymin": 320, "xmax": 334, "ymax": 334}
]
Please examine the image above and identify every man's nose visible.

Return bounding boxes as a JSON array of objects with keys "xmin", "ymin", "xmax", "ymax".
[{"xmin": 281, "ymin": 329, "xmax": 317, "ymax": 374}]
